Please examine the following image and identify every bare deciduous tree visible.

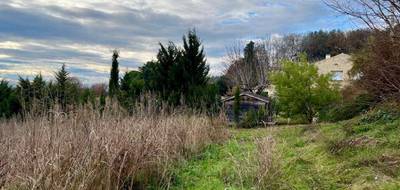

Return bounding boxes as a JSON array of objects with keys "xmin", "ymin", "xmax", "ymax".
[
  {"xmin": 224, "ymin": 35, "xmax": 302, "ymax": 94},
  {"xmin": 224, "ymin": 41, "xmax": 270, "ymax": 94},
  {"xmin": 324, "ymin": 0, "xmax": 400, "ymax": 37},
  {"xmin": 325, "ymin": 0, "xmax": 400, "ymax": 100}
]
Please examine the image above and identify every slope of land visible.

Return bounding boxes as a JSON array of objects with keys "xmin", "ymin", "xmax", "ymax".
[{"xmin": 169, "ymin": 109, "xmax": 400, "ymax": 189}]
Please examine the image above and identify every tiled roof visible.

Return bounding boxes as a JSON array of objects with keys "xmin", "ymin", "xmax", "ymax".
[{"xmin": 222, "ymin": 92, "xmax": 269, "ymax": 103}]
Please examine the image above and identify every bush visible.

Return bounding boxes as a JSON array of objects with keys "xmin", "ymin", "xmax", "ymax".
[
  {"xmin": 239, "ymin": 108, "xmax": 267, "ymax": 128},
  {"xmin": 359, "ymin": 102, "xmax": 400, "ymax": 124},
  {"xmin": 321, "ymin": 93, "xmax": 375, "ymax": 122}
]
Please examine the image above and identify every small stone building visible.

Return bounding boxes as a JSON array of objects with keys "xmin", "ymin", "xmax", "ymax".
[{"xmin": 222, "ymin": 92, "xmax": 272, "ymax": 124}]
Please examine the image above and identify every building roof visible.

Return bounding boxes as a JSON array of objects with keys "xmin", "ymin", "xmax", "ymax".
[
  {"xmin": 222, "ymin": 92, "xmax": 269, "ymax": 103},
  {"xmin": 314, "ymin": 53, "xmax": 352, "ymax": 66}
]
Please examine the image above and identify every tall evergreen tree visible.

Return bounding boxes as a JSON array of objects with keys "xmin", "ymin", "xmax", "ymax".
[
  {"xmin": 157, "ymin": 42, "xmax": 181, "ymax": 94},
  {"xmin": 181, "ymin": 29, "xmax": 209, "ymax": 90},
  {"xmin": 55, "ymin": 64, "xmax": 70, "ymax": 111},
  {"xmin": 109, "ymin": 50, "xmax": 120, "ymax": 98}
]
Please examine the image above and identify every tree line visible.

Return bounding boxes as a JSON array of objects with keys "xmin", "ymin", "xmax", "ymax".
[{"xmin": 0, "ymin": 30, "xmax": 223, "ymax": 118}]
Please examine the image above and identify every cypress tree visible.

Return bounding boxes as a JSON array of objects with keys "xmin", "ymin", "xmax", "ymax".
[{"xmin": 109, "ymin": 50, "xmax": 120, "ymax": 98}]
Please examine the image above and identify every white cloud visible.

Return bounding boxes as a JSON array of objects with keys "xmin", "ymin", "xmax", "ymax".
[{"xmin": 0, "ymin": 41, "xmax": 23, "ymax": 50}]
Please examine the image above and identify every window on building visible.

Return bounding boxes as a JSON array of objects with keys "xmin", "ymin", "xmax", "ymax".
[{"xmin": 331, "ymin": 71, "xmax": 343, "ymax": 81}]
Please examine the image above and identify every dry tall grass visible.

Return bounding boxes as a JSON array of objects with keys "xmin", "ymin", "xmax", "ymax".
[
  {"xmin": 0, "ymin": 104, "xmax": 228, "ymax": 189},
  {"xmin": 254, "ymin": 136, "xmax": 283, "ymax": 189}
]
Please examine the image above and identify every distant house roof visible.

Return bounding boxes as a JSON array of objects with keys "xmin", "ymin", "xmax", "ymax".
[
  {"xmin": 222, "ymin": 92, "xmax": 269, "ymax": 103},
  {"xmin": 314, "ymin": 53, "xmax": 352, "ymax": 66}
]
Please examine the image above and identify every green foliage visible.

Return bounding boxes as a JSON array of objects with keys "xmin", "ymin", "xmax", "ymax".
[
  {"xmin": 80, "ymin": 88, "xmax": 96, "ymax": 106},
  {"xmin": 0, "ymin": 80, "xmax": 21, "ymax": 118},
  {"xmin": 271, "ymin": 54, "xmax": 340, "ymax": 123},
  {"xmin": 301, "ymin": 29, "xmax": 371, "ymax": 61},
  {"xmin": 186, "ymin": 83, "xmax": 221, "ymax": 115},
  {"xmin": 109, "ymin": 50, "xmax": 120, "ymax": 98},
  {"xmin": 233, "ymin": 87, "xmax": 240, "ymax": 123},
  {"xmin": 321, "ymin": 93, "xmax": 375, "ymax": 122},
  {"xmin": 140, "ymin": 30, "xmax": 214, "ymax": 109},
  {"xmin": 359, "ymin": 103, "xmax": 400, "ymax": 124},
  {"xmin": 55, "ymin": 64, "xmax": 70, "ymax": 111},
  {"xmin": 182, "ymin": 29, "xmax": 209, "ymax": 89},
  {"xmin": 54, "ymin": 64, "xmax": 83, "ymax": 111},
  {"xmin": 17, "ymin": 77, "xmax": 33, "ymax": 111},
  {"xmin": 239, "ymin": 108, "xmax": 267, "ymax": 128},
  {"xmin": 214, "ymin": 76, "xmax": 228, "ymax": 95},
  {"xmin": 119, "ymin": 71, "xmax": 144, "ymax": 112},
  {"xmin": 141, "ymin": 61, "xmax": 159, "ymax": 92}
]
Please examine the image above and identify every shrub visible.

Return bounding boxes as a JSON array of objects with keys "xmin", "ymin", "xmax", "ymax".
[
  {"xmin": 239, "ymin": 108, "xmax": 267, "ymax": 128},
  {"xmin": 322, "ymin": 93, "xmax": 375, "ymax": 122},
  {"xmin": 359, "ymin": 102, "xmax": 400, "ymax": 124}
]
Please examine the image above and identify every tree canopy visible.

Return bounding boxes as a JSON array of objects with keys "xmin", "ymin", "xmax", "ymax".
[{"xmin": 271, "ymin": 55, "xmax": 340, "ymax": 123}]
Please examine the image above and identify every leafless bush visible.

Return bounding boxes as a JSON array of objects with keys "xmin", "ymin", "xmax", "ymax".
[{"xmin": 0, "ymin": 104, "xmax": 228, "ymax": 189}]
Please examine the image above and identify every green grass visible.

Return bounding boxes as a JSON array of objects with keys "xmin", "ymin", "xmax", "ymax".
[
  {"xmin": 169, "ymin": 128, "xmax": 270, "ymax": 190},
  {"xmin": 168, "ymin": 115, "xmax": 400, "ymax": 189}
]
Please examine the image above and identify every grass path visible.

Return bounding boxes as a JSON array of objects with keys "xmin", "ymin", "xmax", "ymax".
[{"xmin": 170, "ymin": 128, "xmax": 270, "ymax": 190}]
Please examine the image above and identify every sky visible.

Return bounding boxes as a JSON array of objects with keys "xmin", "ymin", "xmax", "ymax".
[{"xmin": 0, "ymin": 0, "xmax": 360, "ymax": 85}]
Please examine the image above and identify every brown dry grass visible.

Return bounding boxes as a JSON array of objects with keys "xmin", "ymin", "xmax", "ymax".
[
  {"xmin": 254, "ymin": 136, "xmax": 284, "ymax": 190},
  {"xmin": 0, "ymin": 104, "xmax": 228, "ymax": 189}
]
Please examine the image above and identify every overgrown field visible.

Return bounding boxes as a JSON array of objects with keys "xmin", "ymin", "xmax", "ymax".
[
  {"xmin": 168, "ymin": 104, "xmax": 400, "ymax": 189},
  {"xmin": 0, "ymin": 106, "xmax": 228, "ymax": 189},
  {"xmin": 1, "ymin": 104, "xmax": 399, "ymax": 189}
]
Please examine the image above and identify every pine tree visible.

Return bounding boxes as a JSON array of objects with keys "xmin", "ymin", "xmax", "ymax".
[
  {"xmin": 157, "ymin": 43, "xmax": 180, "ymax": 94},
  {"xmin": 182, "ymin": 29, "xmax": 209, "ymax": 90},
  {"xmin": 109, "ymin": 50, "xmax": 120, "ymax": 98},
  {"xmin": 55, "ymin": 64, "xmax": 70, "ymax": 111}
]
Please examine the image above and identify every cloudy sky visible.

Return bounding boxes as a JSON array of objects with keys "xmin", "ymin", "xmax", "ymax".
[{"xmin": 0, "ymin": 0, "xmax": 359, "ymax": 85}]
